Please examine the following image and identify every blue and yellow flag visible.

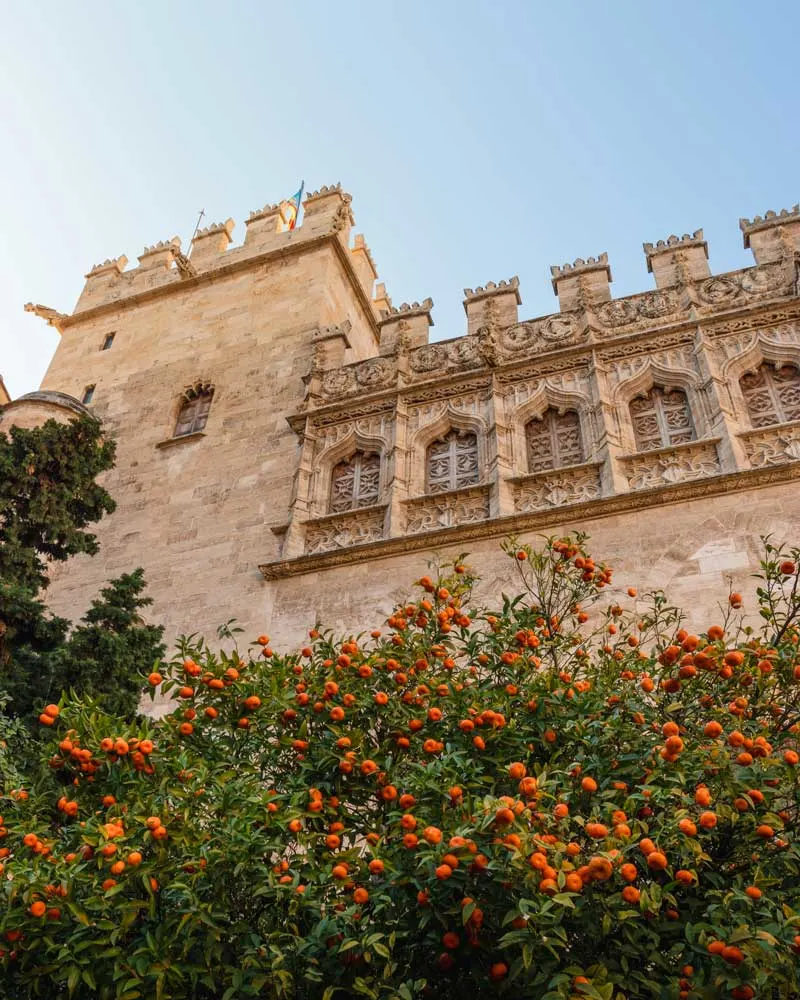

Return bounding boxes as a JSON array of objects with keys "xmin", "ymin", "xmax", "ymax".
[{"xmin": 277, "ymin": 182, "xmax": 304, "ymax": 232}]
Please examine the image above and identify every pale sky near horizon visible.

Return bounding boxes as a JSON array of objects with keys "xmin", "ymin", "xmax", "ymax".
[{"xmin": 1, "ymin": 1, "xmax": 798, "ymax": 398}]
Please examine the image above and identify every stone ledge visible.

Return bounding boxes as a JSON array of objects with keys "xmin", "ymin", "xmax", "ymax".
[
  {"xmin": 258, "ymin": 462, "xmax": 800, "ymax": 580},
  {"xmin": 156, "ymin": 431, "xmax": 206, "ymax": 449}
]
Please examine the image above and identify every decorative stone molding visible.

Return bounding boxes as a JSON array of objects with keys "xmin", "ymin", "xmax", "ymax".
[
  {"xmin": 404, "ymin": 483, "xmax": 490, "ymax": 535},
  {"xmin": 643, "ymin": 230, "xmax": 710, "ymax": 288},
  {"xmin": 408, "ymin": 334, "xmax": 485, "ymax": 377},
  {"xmin": 619, "ymin": 438, "xmax": 721, "ymax": 490},
  {"xmin": 595, "ymin": 288, "xmax": 683, "ymax": 330},
  {"xmin": 304, "ymin": 504, "xmax": 387, "ymax": 554},
  {"xmin": 511, "ymin": 462, "xmax": 603, "ymax": 512},
  {"xmin": 259, "ymin": 461, "xmax": 800, "ymax": 580},
  {"xmin": 739, "ymin": 420, "xmax": 800, "ymax": 468},
  {"xmin": 697, "ymin": 261, "xmax": 793, "ymax": 307},
  {"xmin": 319, "ymin": 356, "xmax": 397, "ymax": 400},
  {"xmin": 496, "ymin": 313, "xmax": 583, "ymax": 358}
]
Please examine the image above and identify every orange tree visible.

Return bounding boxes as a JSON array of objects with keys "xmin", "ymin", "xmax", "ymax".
[{"xmin": 1, "ymin": 535, "xmax": 799, "ymax": 1000}]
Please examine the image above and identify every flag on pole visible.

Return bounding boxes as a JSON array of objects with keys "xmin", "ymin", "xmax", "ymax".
[{"xmin": 277, "ymin": 182, "xmax": 304, "ymax": 232}]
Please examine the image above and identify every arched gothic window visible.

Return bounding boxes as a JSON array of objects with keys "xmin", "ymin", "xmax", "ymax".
[
  {"xmin": 525, "ymin": 408, "xmax": 584, "ymax": 473},
  {"xmin": 174, "ymin": 385, "xmax": 214, "ymax": 437},
  {"xmin": 740, "ymin": 363, "xmax": 800, "ymax": 428},
  {"xmin": 329, "ymin": 451, "xmax": 381, "ymax": 513},
  {"xmin": 630, "ymin": 387, "xmax": 695, "ymax": 452},
  {"xmin": 426, "ymin": 429, "xmax": 479, "ymax": 494}
]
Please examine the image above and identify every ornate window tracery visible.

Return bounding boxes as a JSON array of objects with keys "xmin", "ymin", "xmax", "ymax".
[
  {"xmin": 174, "ymin": 385, "xmax": 214, "ymax": 437},
  {"xmin": 740, "ymin": 363, "xmax": 800, "ymax": 428},
  {"xmin": 525, "ymin": 408, "xmax": 584, "ymax": 473},
  {"xmin": 329, "ymin": 451, "xmax": 381, "ymax": 513},
  {"xmin": 426, "ymin": 429, "xmax": 479, "ymax": 494},
  {"xmin": 630, "ymin": 387, "xmax": 695, "ymax": 452}
]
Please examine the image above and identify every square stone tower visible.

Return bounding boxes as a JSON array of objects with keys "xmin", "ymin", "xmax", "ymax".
[{"xmin": 14, "ymin": 185, "xmax": 384, "ymax": 640}]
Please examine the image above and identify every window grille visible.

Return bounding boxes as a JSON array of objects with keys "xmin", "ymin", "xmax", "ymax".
[
  {"xmin": 329, "ymin": 452, "xmax": 381, "ymax": 513},
  {"xmin": 740, "ymin": 363, "xmax": 800, "ymax": 428},
  {"xmin": 525, "ymin": 408, "xmax": 584, "ymax": 473},
  {"xmin": 426, "ymin": 430, "xmax": 479, "ymax": 494},
  {"xmin": 630, "ymin": 387, "xmax": 695, "ymax": 452}
]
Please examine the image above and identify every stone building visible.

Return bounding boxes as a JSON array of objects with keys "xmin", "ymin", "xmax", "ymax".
[{"xmin": 4, "ymin": 188, "xmax": 800, "ymax": 648}]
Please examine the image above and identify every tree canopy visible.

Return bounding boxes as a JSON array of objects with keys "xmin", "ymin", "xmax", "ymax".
[{"xmin": 1, "ymin": 536, "xmax": 799, "ymax": 999}]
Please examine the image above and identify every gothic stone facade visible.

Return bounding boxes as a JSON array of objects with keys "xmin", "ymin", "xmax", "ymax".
[{"xmin": 5, "ymin": 190, "xmax": 800, "ymax": 650}]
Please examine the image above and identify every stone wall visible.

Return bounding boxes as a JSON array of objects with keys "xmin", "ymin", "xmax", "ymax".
[{"xmin": 5, "ymin": 189, "xmax": 800, "ymax": 653}]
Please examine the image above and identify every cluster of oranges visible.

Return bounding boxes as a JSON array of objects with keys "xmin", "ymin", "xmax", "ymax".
[{"xmin": 1, "ymin": 535, "xmax": 798, "ymax": 998}]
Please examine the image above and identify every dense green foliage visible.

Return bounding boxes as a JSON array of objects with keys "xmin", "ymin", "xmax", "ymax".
[
  {"xmin": 0, "ymin": 416, "xmax": 163, "ymax": 722},
  {"xmin": 0, "ymin": 536, "xmax": 798, "ymax": 1000}
]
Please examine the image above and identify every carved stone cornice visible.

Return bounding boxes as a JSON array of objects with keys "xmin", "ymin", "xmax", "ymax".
[{"xmin": 259, "ymin": 461, "xmax": 800, "ymax": 580}]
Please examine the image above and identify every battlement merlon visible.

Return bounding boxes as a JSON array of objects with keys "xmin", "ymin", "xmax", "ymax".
[
  {"xmin": 137, "ymin": 237, "xmax": 182, "ymax": 271},
  {"xmin": 351, "ymin": 235, "xmax": 378, "ymax": 304},
  {"xmin": 190, "ymin": 219, "xmax": 235, "ymax": 264},
  {"xmin": 740, "ymin": 205, "xmax": 800, "ymax": 264},
  {"xmin": 302, "ymin": 184, "xmax": 354, "ymax": 245},
  {"xmin": 551, "ymin": 254, "xmax": 612, "ymax": 312},
  {"xmin": 463, "ymin": 278, "xmax": 521, "ymax": 335},
  {"xmin": 376, "ymin": 298, "xmax": 433, "ymax": 356},
  {"xmin": 643, "ymin": 230, "xmax": 710, "ymax": 288}
]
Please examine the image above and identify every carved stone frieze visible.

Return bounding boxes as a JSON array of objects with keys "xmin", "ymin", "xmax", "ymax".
[
  {"xmin": 713, "ymin": 322, "xmax": 800, "ymax": 363},
  {"xmin": 504, "ymin": 370, "xmax": 591, "ymax": 409},
  {"xmin": 310, "ymin": 399, "xmax": 395, "ymax": 428},
  {"xmin": 312, "ymin": 412, "xmax": 393, "ymax": 457},
  {"xmin": 404, "ymin": 484, "xmax": 490, "ymax": 534},
  {"xmin": 606, "ymin": 343, "xmax": 697, "ymax": 386},
  {"xmin": 408, "ymin": 335, "xmax": 484, "ymax": 377},
  {"xmin": 620, "ymin": 439, "xmax": 721, "ymax": 490},
  {"xmin": 407, "ymin": 390, "xmax": 489, "ymax": 433},
  {"xmin": 494, "ymin": 357, "xmax": 591, "ymax": 384},
  {"xmin": 320, "ymin": 357, "xmax": 397, "ymax": 400},
  {"xmin": 304, "ymin": 505, "xmax": 387, "ymax": 555},
  {"xmin": 697, "ymin": 261, "xmax": 793, "ymax": 308},
  {"xmin": 705, "ymin": 304, "xmax": 800, "ymax": 338},
  {"xmin": 595, "ymin": 288, "xmax": 683, "ymax": 331},
  {"xmin": 595, "ymin": 330, "xmax": 696, "ymax": 365},
  {"xmin": 496, "ymin": 313, "xmax": 584, "ymax": 358},
  {"xmin": 512, "ymin": 462, "xmax": 603, "ymax": 512},
  {"xmin": 739, "ymin": 421, "xmax": 800, "ymax": 468}
]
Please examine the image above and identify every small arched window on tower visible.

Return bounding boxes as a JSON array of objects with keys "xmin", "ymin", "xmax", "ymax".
[
  {"xmin": 174, "ymin": 383, "xmax": 214, "ymax": 438},
  {"xmin": 525, "ymin": 408, "xmax": 584, "ymax": 473},
  {"xmin": 630, "ymin": 387, "xmax": 695, "ymax": 452},
  {"xmin": 426, "ymin": 429, "xmax": 480, "ymax": 494},
  {"xmin": 740, "ymin": 362, "xmax": 800, "ymax": 428},
  {"xmin": 329, "ymin": 451, "xmax": 381, "ymax": 513}
]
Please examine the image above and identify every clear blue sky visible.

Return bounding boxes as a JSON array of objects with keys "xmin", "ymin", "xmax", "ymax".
[{"xmin": 1, "ymin": 0, "xmax": 798, "ymax": 397}]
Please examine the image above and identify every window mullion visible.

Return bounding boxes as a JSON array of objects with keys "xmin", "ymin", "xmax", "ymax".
[{"xmin": 352, "ymin": 456, "xmax": 362, "ymax": 510}]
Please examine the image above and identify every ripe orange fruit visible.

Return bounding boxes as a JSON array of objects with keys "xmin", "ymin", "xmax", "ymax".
[
  {"xmin": 489, "ymin": 962, "xmax": 508, "ymax": 982},
  {"xmin": 422, "ymin": 826, "xmax": 442, "ymax": 845},
  {"xmin": 699, "ymin": 811, "xmax": 717, "ymax": 829},
  {"xmin": 638, "ymin": 838, "xmax": 656, "ymax": 856},
  {"xmin": 675, "ymin": 869, "xmax": 694, "ymax": 885},
  {"xmin": 707, "ymin": 940, "xmax": 725, "ymax": 955},
  {"xmin": 435, "ymin": 864, "xmax": 453, "ymax": 880},
  {"xmin": 508, "ymin": 762, "xmax": 526, "ymax": 780},
  {"xmin": 647, "ymin": 852, "xmax": 668, "ymax": 871},
  {"xmin": 620, "ymin": 863, "xmax": 637, "ymax": 882},
  {"xmin": 744, "ymin": 885, "xmax": 761, "ymax": 899},
  {"xmin": 679, "ymin": 819, "xmax": 697, "ymax": 836},
  {"xmin": 353, "ymin": 888, "xmax": 369, "ymax": 904},
  {"xmin": 622, "ymin": 885, "xmax": 640, "ymax": 904},
  {"xmin": 29, "ymin": 900, "xmax": 46, "ymax": 917},
  {"xmin": 703, "ymin": 721, "xmax": 723, "ymax": 738},
  {"xmin": 581, "ymin": 776, "xmax": 598, "ymax": 793},
  {"xmin": 721, "ymin": 945, "xmax": 744, "ymax": 966}
]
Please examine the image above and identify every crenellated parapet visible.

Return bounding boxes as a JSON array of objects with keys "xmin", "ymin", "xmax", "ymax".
[
  {"xmin": 51, "ymin": 183, "xmax": 380, "ymax": 318},
  {"xmin": 463, "ymin": 278, "xmax": 520, "ymax": 335}
]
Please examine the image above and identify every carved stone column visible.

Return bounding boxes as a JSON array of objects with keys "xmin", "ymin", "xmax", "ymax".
[
  {"xmin": 693, "ymin": 325, "xmax": 750, "ymax": 472},
  {"xmin": 282, "ymin": 414, "xmax": 317, "ymax": 559},
  {"xmin": 589, "ymin": 350, "xmax": 630, "ymax": 495}
]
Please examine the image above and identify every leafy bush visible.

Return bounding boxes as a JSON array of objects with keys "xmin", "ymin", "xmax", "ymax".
[{"xmin": 1, "ymin": 536, "xmax": 799, "ymax": 1000}]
